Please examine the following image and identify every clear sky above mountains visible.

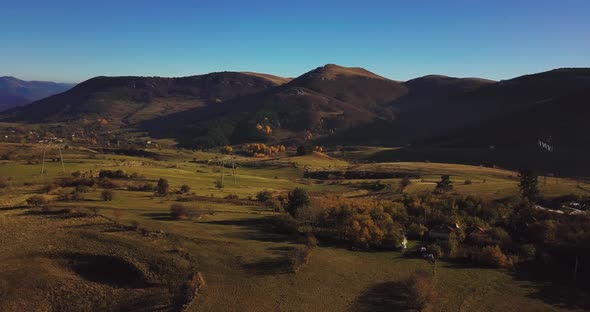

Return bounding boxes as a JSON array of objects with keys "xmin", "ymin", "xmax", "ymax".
[{"xmin": 1, "ymin": 0, "xmax": 588, "ymax": 83}]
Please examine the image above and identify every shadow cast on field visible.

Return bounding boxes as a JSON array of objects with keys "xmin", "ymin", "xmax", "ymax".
[
  {"xmin": 57, "ymin": 252, "xmax": 149, "ymax": 289},
  {"xmin": 352, "ymin": 281, "xmax": 411, "ymax": 312},
  {"xmin": 510, "ymin": 264, "xmax": 590, "ymax": 311},
  {"xmin": 20, "ymin": 209, "xmax": 91, "ymax": 219},
  {"xmin": 242, "ymin": 257, "xmax": 291, "ymax": 276},
  {"xmin": 0, "ymin": 205, "xmax": 29, "ymax": 211},
  {"xmin": 141, "ymin": 212, "xmax": 177, "ymax": 221},
  {"xmin": 203, "ymin": 217, "xmax": 299, "ymax": 244}
]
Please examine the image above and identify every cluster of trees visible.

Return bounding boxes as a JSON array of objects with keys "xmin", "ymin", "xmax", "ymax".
[
  {"xmin": 278, "ymin": 188, "xmax": 405, "ymax": 249},
  {"xmin": 255, "ymin": 123, "xmax": 273, "ymax": 135},
  {"xmin": 242, "ymin": 143, "xmax": 286, "ymax": 158},
  {"xmin": 98, "ymin": 169, "xmax": 132, "ymax": 179},
  {"xmin": 271, "ymin": 179, "xmax": 590, "ymax": 282},
  {"xmin": 296, "ymin": 144, "xmax": 324, "ymax": 156},
  {"xmin": 221, "ymin": 145, "xmax": 233, "ymax": 154}
]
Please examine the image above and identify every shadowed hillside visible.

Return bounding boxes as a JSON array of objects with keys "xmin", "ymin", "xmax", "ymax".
[
  {"xmin": 325, "ymin": 68, "xmax": 590, "ymax": 148},
  {"xmin": 0, "ymin": 72, "xmax": 287, "ymax": 124},
  {"xmin": 143, "ymin": 64, "xmax": 408, "ymax": 147},
  {"xmin": 2, "ymin": 66, "xmax": 590, "ymax": 177}
]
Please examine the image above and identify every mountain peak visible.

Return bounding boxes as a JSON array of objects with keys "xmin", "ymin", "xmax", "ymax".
[{"xmin": 304, "ymin": 64, "xmax": 389, "ymax": 81}]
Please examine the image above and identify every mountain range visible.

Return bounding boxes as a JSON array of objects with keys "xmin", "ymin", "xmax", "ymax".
[
  {"xmin": 0, "ymin": 76, "xmax": 75, "ymax": 111},
  {"xmin": 2, "ymin": 65, "xmax": 589, "ymax": 175}
]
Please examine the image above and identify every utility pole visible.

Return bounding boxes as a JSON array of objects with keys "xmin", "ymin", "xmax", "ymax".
[
  {"xmin": 58, "ymin": 145, "xmax": 65, "ymax": 173},
  {"xmin": 220, "ymin": 160, "xmax": 225, "ymax": 187},
  {"xmin": 41, "ymin": 144, "xmax": 46, "ymax": 175},
  {"xmin": 232, "ymin": 156, "xmax": 236, "ymax": 184}
]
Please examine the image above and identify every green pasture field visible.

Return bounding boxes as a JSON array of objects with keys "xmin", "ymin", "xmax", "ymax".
[{"xmin": 1, "ymin": 142, "xmax": 589, "ymax": 311}]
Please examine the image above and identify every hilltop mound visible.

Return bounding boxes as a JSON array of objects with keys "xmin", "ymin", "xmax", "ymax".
[
  {"xmin": 143, "ymin": 65, "xmax": 405, "ymax": 147},
  {"xmin": 240, "ymin": 72, "xmax": 291, "ymax": 85},
  {"xmin": 286, "ymin": 64, "xmax": 407, "ymax": 112}
]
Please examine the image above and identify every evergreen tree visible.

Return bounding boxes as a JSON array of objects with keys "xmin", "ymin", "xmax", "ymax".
[
  {"xmin": 518, "ymin": 169, "xmax": 539, "ymax": 202},
  {"xmin": 286, "ymin": 187, "xmax": 310, "ymax": 217},
  {"xmin": 434, "ymin": 175, "xmax": 453, "ymax": 194}
]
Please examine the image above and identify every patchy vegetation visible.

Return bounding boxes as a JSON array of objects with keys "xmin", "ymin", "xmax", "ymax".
[{"xmin": 1, "ymin": 142, "xmax": 589, "ymax": 311}]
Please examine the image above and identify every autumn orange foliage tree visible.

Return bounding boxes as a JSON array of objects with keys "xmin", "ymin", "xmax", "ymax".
[
  {"xmin": 307, "ymin": 196, "xmax": 405, "ymax": 249},
  {"xmin": 243, "ymin": 143, "xmax": 286, "ymax": 158}
]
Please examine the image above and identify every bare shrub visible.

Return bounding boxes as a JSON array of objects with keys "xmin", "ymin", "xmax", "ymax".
[
  {"xmin": 60, "ymin": 177, "xmax": 96, "ymax": 188},
  {"xmin": 0, "ymin": 177, "xmax": 7, "ymax": 188},
  {"xmin": 266, "ymin": 199, "xmax": 283, "ymax": 212},
  {"xmin": 304, "ymin": 233, "xmax": 318, "ymax": 249},
  {"xmin": 98, "ymin": 178, "xmax": 120, "ymax": 189},
  {"xmin": 27, "ymin": 195, "xmax": 50, "ymax": 207},
  {"xmin": 89, "ymin": 206, "xmax": 100, "ymax": 215},
  {"xmin": 41, "ymin": 182, "xmax": 57, "ymax": 193},
  {"xmin": 269, "ymin": 214, "xmax": 299, "ymax": 235},
  {"xmin": 256, "ymin": 190, "xmax": 272, "ymax": 202},
  {"xmin": 476, "ymin": 245, "xmax": 510, "ymax": 268},
  {"xmin": 290, "ymin": 246, "xmax": 312, "ymax": 273},
  {"xmin": 180, "ymin": 184, "xmax": 191, "ymax": 194},
  {"xmin": 101, "ymin": 189, "xmax": 114, "ymax": 201},
  {"xmin": 75, "ymin": 184, "xmax": 91, "ymax": 193},
  {"xmin": 405, "ymin": 270, "xmax": 439, "ymax": 311},
  {"xmin": 130, "ymin": 172, "xmax": 145, "ymax": 180},
  {"xmin": 170, "ymin": 203, "xmax": 201, "ymax": 219},
  {"xmin": 184, "ymin": 271, "xmax": 206, "ymax": 303},
  {"xmin": 127, "ymin": 183, "xmax": 155, "ymax": 192},
  {"xmin": 58, "ymin": 191, "xmax": 84, "ymax": 202}
]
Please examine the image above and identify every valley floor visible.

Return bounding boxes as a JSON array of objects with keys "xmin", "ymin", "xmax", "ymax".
[{"xmin": 1, "ymin": 144, "xmax": 589, "ymax": 311}]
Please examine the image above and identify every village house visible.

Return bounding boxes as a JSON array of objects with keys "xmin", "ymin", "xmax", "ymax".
[{"xmin": 429, "ymin": 223, "xmax": 460, "ymax": 240}]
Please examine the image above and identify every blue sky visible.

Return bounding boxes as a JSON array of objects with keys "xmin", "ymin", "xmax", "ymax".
[{"xmin": 1, "ymin": 0, "xmax": 589, "ymax": 83}]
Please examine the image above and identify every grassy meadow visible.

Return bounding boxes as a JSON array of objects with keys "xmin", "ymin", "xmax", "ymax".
[{"xmin": 1, "ymin": 142, "xmax": 589, "ymax": 311}]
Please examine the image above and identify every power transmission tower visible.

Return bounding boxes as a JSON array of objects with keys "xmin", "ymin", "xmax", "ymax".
[
  {"xmin": 58, "ymin": 145, "xmax": 65, "ymax": 173},
  {"xmin": 41, "ymin": 145, "xmax": 47, "ymax": 175},
  {"xmin": 220, "ymin": 160, "xmax": 225, "ymax": 187},
  {"xmin": 40, "ymin": 143, "xmax": 66, "ymax": 176},
  {"xmin": 232, "ymin": 156, "xmax": 237, "ymax": 184}
]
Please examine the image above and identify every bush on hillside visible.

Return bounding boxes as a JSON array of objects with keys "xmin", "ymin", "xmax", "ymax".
[
  {"xmin": 99, "ymin": 169, "xmax": 130, "ymax": 179},
  {"xmin": 127, "ymin": 183, "xmax": 156, "ymax": 192},
  {"xmin": 476, "ymin": 245, "xmax": 510, "ymax": 268},
  {"xmin": 27, "ymin": 195, "xmax": 50, "ymax": 207},
  {"xmin": 156, "ymin": 178, "xmax": 170, "ymax": 195},
  {"xmin": 256, "ymin": 190, "xmax": 273, "ymax": 202},
  {"xmin": 180, "ymin": 184, "xmax": 191, "ymax": 194},
  {"xmin": 101, "ymin": 189, "xmax": 114, "ymax": 201},
  {"xmin": 170, "ymin": 203, "xmax": 201, "ymax": 219}
]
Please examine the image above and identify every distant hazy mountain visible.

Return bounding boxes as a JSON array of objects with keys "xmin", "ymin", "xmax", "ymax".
[{"xmin": 0, "ymin": 76, "xmax": 75, "ymax": 111}]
